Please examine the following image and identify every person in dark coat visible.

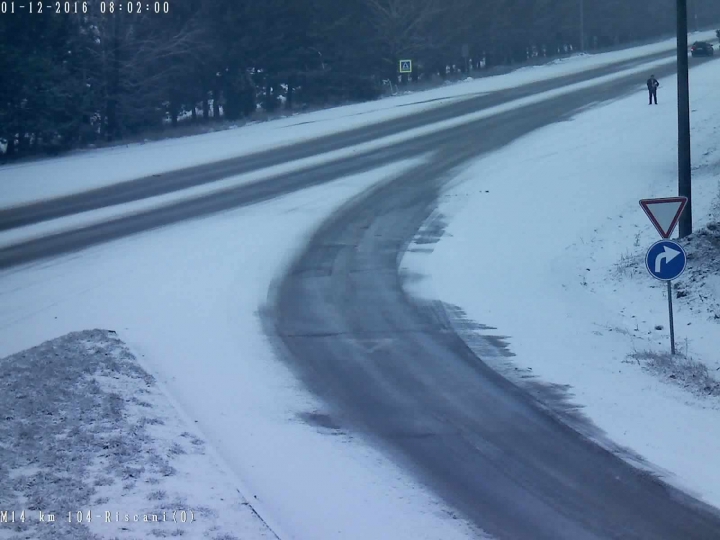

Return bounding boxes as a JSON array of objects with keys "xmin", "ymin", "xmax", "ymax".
[{"xmin": 646, "ymin": 75, "xmax": 659, "ymax": 105}]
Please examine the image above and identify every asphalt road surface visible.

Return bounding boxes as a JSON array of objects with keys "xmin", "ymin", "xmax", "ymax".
[{"xmin": 3, "ymin": 51, "xmax": 720, "ymax": 539}]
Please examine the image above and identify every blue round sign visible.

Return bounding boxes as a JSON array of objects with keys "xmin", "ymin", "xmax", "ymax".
[{"xmin": 645, "ymin": 240, "xmax": 686, "ymax": 281}]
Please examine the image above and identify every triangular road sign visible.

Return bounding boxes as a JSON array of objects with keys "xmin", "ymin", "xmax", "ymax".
[{"xmin": 639, "ymin": 197, "xmax": 688, "ymax": 238}]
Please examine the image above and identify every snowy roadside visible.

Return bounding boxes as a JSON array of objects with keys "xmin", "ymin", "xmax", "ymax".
[
  {"xmin": 0, "ymin": 160, "xmax": 481, "ymax": 540},
  {"xmin": 402, "ymin": 58, "xmax": 720, "ymax": 507},
  {"xmin": 1, "ymin": 30, "xmax": 715, "ymax": 210},
  {"xmin": 0, "ymin": 330, "xmax": 275, "ymax": 540}
]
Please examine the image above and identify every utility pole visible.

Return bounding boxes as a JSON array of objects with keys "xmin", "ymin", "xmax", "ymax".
[
  {"xmin": 579, "ymin": 0, "xmax": 585, "ymax": 52},
  {"xmin": 677, "ymin": 0, "xmax": 692, "ymax": 237}
]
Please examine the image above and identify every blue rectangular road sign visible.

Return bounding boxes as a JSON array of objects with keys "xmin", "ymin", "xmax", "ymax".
[{"xmin": 399, "ymin": 60, "xmax": 412, "ymax": 73}]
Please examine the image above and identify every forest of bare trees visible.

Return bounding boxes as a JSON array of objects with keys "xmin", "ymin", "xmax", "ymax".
[{"xmin": 1, "ymin": 0, "xmax": 718, "ymax": 159}]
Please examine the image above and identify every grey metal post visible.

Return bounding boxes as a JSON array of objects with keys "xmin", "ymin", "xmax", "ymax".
[
  {"xmin": 677, "ymin": 0, "xmax": 692, "ymax": 237},
  {"xmin": 579, "ymin": 0, "xmax": 585, "ymax": 52},
  {"xmin": 667, "ymin": 281, "xmax": 676, "ymax": 355}
]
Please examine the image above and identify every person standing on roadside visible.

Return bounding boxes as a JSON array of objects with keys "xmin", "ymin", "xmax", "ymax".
[{"xmin": 646, "ymin": 74, "xmax": 659, "ymax": 105}]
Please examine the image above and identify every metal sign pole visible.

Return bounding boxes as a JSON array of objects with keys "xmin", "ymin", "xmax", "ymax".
[
  {"xmin": 643, "ymin": 239, "xmax": 686, "ymax": 355},
  {"xmin": 667, "ymin": 281, "xmax": 676, "ymax": 355}
]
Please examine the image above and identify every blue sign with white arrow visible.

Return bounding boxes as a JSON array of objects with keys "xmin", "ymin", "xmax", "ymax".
[{"xmin": 645, "ymin": 240, "xmax": 687, "ymax": 281}]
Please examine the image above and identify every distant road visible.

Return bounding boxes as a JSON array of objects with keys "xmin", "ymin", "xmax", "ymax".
[
  {"xmin": 0, "ymin": 53, "xmax": 709, "ymax": 270},
  {"xmin": 0, "ymin": 48, "xmax": 680, "ymax": 232}
]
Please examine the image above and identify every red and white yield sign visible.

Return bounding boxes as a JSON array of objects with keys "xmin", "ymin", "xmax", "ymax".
[{"xmin": 639, "ymin": 197, "xmax": 688, "ymax": 238}]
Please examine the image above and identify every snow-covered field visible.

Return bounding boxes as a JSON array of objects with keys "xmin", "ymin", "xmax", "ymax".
[
  {"xmin": 403, "ymin": 58, "xmax": 720, "ymax": 507},
  {"xmin": 0, "ymin": 30, "xmax": 714, "ymax": 210},
  {"xmin": 0, "ymin": 160, "xmax": 484, "ymax": 540}
]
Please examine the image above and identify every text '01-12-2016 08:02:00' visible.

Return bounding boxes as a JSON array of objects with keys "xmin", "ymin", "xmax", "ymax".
[{"xmin": 0, "ymin": 1, "xmax": 170, "ymax": 14}]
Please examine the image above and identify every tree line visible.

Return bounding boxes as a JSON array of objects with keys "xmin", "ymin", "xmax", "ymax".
[{"xmin": 1, "ymin": 0, "xmax": 718, "ymax": 159}]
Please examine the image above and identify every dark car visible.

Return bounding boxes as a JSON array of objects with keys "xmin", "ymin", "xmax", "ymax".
[{"xmin": 691, "ymin": 41, "xmax": 714, "ymax": 57}]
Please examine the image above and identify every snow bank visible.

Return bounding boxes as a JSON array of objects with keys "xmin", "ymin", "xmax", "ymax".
[{"xmin": 0, "ymin": 330, "xmax": 274, "ymax": 540}]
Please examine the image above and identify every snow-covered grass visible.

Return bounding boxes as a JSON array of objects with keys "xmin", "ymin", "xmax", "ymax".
[
  {"xmin": 402, "ymin": 57, "xmax": 720, "ymax": 508},
  {"xmin": 0, "ymin": 159, "xmax": 483, "ymax": 540},
  {"xmin": 629, "ymin": 349, "xmax": 720, "ymax": 398},
  {"xmin": 0, "ymin": 330, "xmax": 274, "ymax": 540},
  {"xmin": 0, "ymin": 30, "xmax": 715, "ymax": 210}
]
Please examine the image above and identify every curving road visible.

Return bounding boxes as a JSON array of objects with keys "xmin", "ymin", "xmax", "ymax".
[
  {"xmin": 269, "ymin": 154, "xmax": 720, "ymax": 539},
  {"xmin": 2, "ymin": 49, "xmax": 720, "ymax": 538}
]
